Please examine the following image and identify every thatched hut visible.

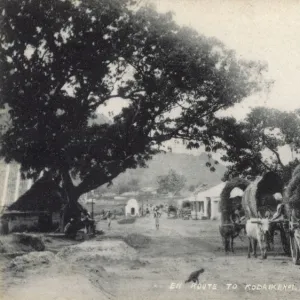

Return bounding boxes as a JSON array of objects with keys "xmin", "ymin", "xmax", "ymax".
[
  {"xmin": 242, "ymin": 171, "xmax": 284, "ymax": 219},
  {"xmin": 220, "ymin": 177, "xmax": 250, "ymax": 224},
  {"xmin": 1, "ymin": 176, "xmax": 66, "ymax": 233},
  {"xmin": 7, "ymin": 177, "xmax": 65, "ymax": 212}
]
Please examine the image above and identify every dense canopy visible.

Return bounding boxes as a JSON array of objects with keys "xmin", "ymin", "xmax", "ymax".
[{"xmin": 0, "ymin": 0, "xmax": 266, "ymax": 204}]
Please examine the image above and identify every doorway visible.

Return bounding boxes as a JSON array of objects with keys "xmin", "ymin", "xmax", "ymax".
[{"xmin": 131, "ymin": 207, "xmax": 135, "ymax": 215}]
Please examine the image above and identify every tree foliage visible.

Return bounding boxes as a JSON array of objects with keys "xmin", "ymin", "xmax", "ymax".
[
  {"xmin": 115, "ymin": 178, "xmax": 140, "ymax": 194},
  {"xmin": 220, "ymin": 107, "xmax": 300, "ymax": 183},
  {"xmin": 0, "ymin": 0, "xmax": 266, "ymax": 204},
  {"xmin": 157, "ymin": 169, "xmax": 186, "ymax": 196}
]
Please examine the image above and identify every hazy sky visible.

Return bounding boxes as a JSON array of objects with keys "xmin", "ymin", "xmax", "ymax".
[
  {"xmin": 151, "ymin": 0, "xmax": 300, "ymax": 114},
  {"xmin": 81, "ymin": 0, "xmax": 300, "ymax": 162},
  {"xmin": 135, "ymin": 0, "xmax": 300, "ymax": 161}
]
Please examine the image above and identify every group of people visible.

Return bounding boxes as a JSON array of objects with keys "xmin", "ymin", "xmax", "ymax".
[
  {"xmin": 64, "ymin": 209, "xmax": 114, "ymax": 238},
  {"xmin": 64, "ymin": 205, "xmax": 162, "ymax": 238},
  {"xmin": 64, "ymin": 210, "xmax": 95, "ymax": 238}
]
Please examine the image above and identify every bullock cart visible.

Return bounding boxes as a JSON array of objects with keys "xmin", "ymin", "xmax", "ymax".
[
  {"xmin": 289, "ymin": 211, "xmax": 300, "ymax": 265},
  {"xmin": 219, "ymin": 178, "xmax": 250, "ymax": 253},
  {"xmin": 242, "ymin": 172, "xmax": 290, "ymax": 255},
  {"xmin": 286, "ymin": 164, "xmax": 300, "ymax": 264}
]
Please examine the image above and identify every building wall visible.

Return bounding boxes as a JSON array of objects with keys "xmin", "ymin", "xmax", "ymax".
[
  {"xmin": 52, "ymin": 212, "xmax": 61, "ymax": 226},
  {"xmin": 211, "ymin": 198, "xmax": 221, "ymax": 220},
  {"xmin": 125, "ymin": 200, "xmax": 139, "ymax": 216},
  {"xmin": 191, "ymin": 198, "xmax": 221, "ymax": 220},
  {"xmin": 1, "ymin": 108, "xmax": 32, "ymax": 208},
  {"xmin": 1, "ymin": 212, "xmax": 61, "ymax": 234},
  {"xmin": 0, "ymin": 161, "xmax": 32, "ymax": 209},
  {"xmin": 0, "ymin": 163, "xmax": 9, "ymax": 207},
  {"xmin": 7, "ymin": 215, "xmax": 39, "ymax": 233}
]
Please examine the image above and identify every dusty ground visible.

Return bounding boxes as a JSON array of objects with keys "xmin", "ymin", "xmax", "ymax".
[{"xmin": 1, "ymin": 214, "xmax": 300, "ymax": 300}]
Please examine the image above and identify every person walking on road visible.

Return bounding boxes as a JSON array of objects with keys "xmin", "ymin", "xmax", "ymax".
[
  {"xmin": 154, "ymin": 208, "xmax": 160, "ymax": 230},
  {"xmin": 107, "ymin": 210, "xmax": 112, "ymax": 229}
]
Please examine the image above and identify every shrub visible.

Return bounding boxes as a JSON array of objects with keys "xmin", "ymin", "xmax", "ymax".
[
  {"xmin": 123, "ymin": 233, "xmax": 151, "ymax": 249},
  {"xmin": 117, "ymin": 218, "xmax": 137, "ymax": 224}
]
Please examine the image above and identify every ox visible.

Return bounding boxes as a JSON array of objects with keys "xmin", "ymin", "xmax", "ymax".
[
  {"xmin": 219, "ymin": 221, "xmax": 245, "ymax": 253},
  {"xmin": 219, "ymin": 178, "xmax": 250, "ymax": 254},
  {"xmin": 242, "ymin": 172, "xmax": 287, "ymax": 252},
  {"xmin": 246, "ymin": 218, "xmax": 272, "ymax": 259}
]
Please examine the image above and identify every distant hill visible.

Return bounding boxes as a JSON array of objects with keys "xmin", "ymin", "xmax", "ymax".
[
  {"xmin": 1, "ymin": 109, "xmax": 227, "ymax": 199},
  {"xmin": 110, "ymin": 152, "xmax": 226, "ymax": 190},
  {"xmin": 85, "ymin": 113, "xmax": 227, "ymax": 191}
]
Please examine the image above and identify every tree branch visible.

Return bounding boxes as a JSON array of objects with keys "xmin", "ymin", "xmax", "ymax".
[
  {"xmin": 151, "ymin": 102, "xmax": 229, "ymax": 144},
  {"xmin": 260, "ymin": 160, "xmax": 272, "ymax": 171},
  {"xmin": 60, "ymin": 167, "xmax": 77, "ymax": 203},
  {"xmin": 75, "ymin": 156, "xmax": 134, "ymax": 195},
  {"xmin": 267, "ymin": 147, "xmax": 284, "ymax": 168}
]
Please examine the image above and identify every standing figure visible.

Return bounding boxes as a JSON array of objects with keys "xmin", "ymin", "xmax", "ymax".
[
  {"xmin": 154, "ymin": 209, "xmax": 160, "ymax": 230},
  {"xmin": 64, "ymin": 218, "xmax": 77, "ymax": 239},
  {"xmin": 146, "ymin": 207, "xmax": 150, "ymax": 217},
  {"xmin": 81, "ymin": 210, "xmax": 95, "ymax": 234},
  {"xmin": 107, "ymin": 210, "xmax": 112, "ymax": 229}
]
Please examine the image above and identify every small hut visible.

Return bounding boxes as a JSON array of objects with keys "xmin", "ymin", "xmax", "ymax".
[
  {"xmin": 0, "ymin": 175, "xmax": 66, "ymax": 234},
  {"xmin": 125, "ymin": 198, "xmax": 139, "ymax": 217}
]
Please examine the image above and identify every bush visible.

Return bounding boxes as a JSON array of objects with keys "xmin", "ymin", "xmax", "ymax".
[
  {"xmin": 117, "ymin": 218, "xmax": 137, "ymax": 224},
  {"xmin": 182, "ymin": 201, "xmax": 191, "ymax": 209},
  {"xmin": 123, "ymin": 233, "xmax": 151, "ymax": 249},
  {"xmin": 12, "ymin": 233, "xmax": 45, "ymax": 251}
]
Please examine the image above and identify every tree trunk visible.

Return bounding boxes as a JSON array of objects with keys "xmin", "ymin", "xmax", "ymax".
[
  {"xmin": 57, "ymin": 164, "xmax": 123, "ymax": 233},
  {"xmin": 59, "ymin": 191, "xmax": 82, "ymax": 233},
  {"xmin": 59, "ymin": 169, "xmax": 82, "ymax": 233}
]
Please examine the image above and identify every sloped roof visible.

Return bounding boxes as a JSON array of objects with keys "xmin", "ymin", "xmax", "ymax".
[
  {"xmin": 126, "ymin": 198, "xmax": 139, "ymax": 206},
  {"xmin": 7, "ymin": 176, "xmax": 66, "ymax": 212},
  {"xmin": 195, "ymin": 182, "xmax": 226, "ymax": 200}
]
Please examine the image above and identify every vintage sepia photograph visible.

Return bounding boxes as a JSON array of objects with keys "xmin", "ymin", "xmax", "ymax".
[{"xmin": 1, "ymin": 0, "xmax": 300, "ymax": 299}]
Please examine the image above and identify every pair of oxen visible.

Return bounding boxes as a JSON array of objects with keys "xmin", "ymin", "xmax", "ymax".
[{"xmin": 220, "ymin": 171, "xmax": 290, "ymax": 256}]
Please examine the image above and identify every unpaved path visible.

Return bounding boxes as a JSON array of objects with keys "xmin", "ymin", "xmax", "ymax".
[{"xmin": 1, "ymin": 215, "xmax": 300, "ymax": 300}]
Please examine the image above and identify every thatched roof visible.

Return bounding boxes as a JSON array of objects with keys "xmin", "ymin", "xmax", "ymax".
[
  {"xmin": 7, "ymin": 176, "xmax": 66, "ymax": 213},
  {"xmin": 256, "ymin": 171, "xmax": 284, "ymax": 202},
  {"xmin": 242, "ymin": 171, "xmax": 284, "ymax": 218},
  {"xmin": 220, "ymin": 177, "xmax": 250, "ymax": 223},
  {"xmin": 286, "ymin": 164, "xmax": 300, "ymax": 211}
]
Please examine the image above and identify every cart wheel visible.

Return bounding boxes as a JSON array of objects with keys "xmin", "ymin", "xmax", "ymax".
[{"xmin": 290, "ymin": 235, "xmax": 300, "ymax": 265}]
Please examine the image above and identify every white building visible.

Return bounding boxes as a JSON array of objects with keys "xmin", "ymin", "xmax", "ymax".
[
  {"xmin": 125, "ymin": 198, "xmax": 140, "ymax": 217},
  {"xmin": 189, "ymin": 182, "xmax": 226, "ymax": 220},
  {"xmin": 0, "ymin": 161, "xmax": 33, "ymax": 209},
  {"xmin": 0, "ymin": 108, "xmax": 33, "ymax": 209}
]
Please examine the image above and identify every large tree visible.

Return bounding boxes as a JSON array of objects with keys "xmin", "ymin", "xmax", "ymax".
[
  {"xmin": 0, "ymin": 0, "xmax": 266, "ymax": 210},
  {"xmin": 157, "ymin": 169, "xmax": 186, "ymax": 196},
  {"xmin": 219, "ymin": 107, "xmax": 300, "ymax": 183}
]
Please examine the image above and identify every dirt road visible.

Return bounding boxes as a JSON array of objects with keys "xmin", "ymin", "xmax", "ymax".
[{"xmin": 1, "ymin": 214, "xmax": 300, "ymax": 300}]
